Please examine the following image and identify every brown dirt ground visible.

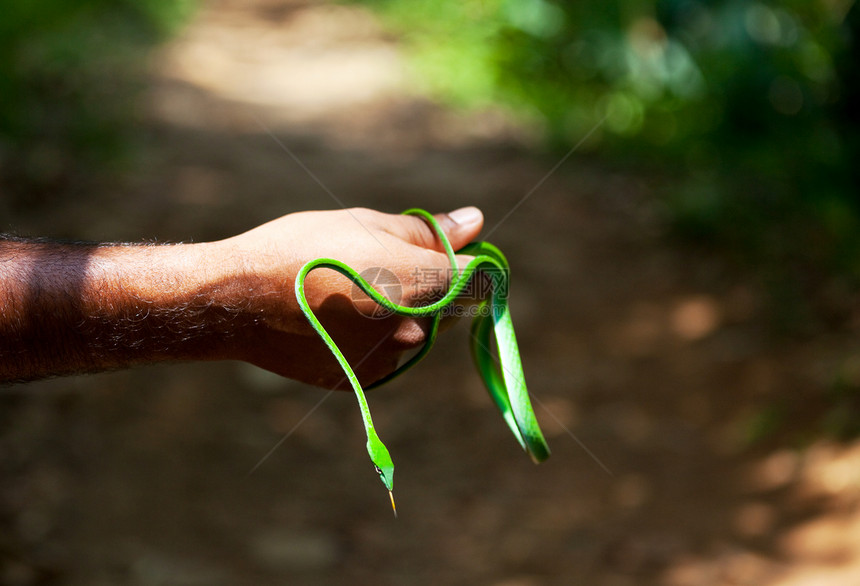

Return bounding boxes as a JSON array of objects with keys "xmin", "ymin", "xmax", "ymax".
[{"xmin": 4, "ymin": 1, "xmax": 860, "ymax": 585}]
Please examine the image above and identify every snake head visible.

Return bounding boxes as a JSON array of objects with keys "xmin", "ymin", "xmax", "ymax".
[
  {"xmin": 367, "ymin": 437, "xmax": 394, "ymax": 492},
  {"xmin": 374, "ymin": 463, "xmax": 394, "ymax": 491}
]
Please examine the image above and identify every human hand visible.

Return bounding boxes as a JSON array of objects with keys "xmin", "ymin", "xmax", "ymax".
[{"xmin": 212, "ymin": 207, "xmax": 484, "ymax": 388}]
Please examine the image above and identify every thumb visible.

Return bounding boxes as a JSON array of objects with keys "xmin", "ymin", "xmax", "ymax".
[
  {"xmin": 437, "ymin": 207, "xmax": 484, "ymax": 251},
  {"xmin": 396, "ymin": 206, "xmax": 484, "ymax": 252}
]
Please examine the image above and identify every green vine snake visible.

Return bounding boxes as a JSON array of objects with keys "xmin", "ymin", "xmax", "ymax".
[{"xmin": 294, "ymin": 208, "xmax": 550, "ymax": 515}]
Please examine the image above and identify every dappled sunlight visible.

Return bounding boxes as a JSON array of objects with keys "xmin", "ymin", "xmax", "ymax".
[
  {"xmin": 671, "ymin": 295, "xmax": 721, "ymax": 341},
  {"xmin": 146, "ymin": 0, "xmax": 530, "ymax": 154},
  {"xmin": 155, "ymin": 4, "xmax": 405, "ymax": 118},
  {"xmin": 598, "ymin": 293, "xmax": 723, "ymax": 357},
  {"xmin": 798, "ymin": 440, "xmax": 860, "ymax": 496},
  {"xmin": 664, "ymin": 549, "xmax": 780, "ymax": 586},
  {"xmin": 744, "ymin": 449, "xmax": 800, "ymax": 492}
]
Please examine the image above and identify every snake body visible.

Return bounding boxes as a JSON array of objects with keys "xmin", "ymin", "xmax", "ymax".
[{"xmin": 294, "ymin": 209, "xmax": 550, "ymax": 512}]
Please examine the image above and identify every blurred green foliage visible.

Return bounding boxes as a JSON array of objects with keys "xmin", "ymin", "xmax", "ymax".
[
  {"xmin": 353, "ymin": 0, "xmax": 860, "ymax": 327},
  {"xmin": 0, "ymin": 0, "xmax": 194, "ymax": 203}
]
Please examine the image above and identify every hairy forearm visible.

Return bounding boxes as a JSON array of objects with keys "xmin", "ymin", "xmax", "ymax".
[
  {"xmin": 0, "ymin": 236, "xmax": 251, "ymax": 383},
  {"xmin": 0, "ymin": 207, "xmax": 485, "ymax": 389}
]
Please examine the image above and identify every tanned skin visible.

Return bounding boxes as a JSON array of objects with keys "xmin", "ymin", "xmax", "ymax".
[{"xmin": 0, "ymin": 207, "xmax": 484, "ymax": 388}]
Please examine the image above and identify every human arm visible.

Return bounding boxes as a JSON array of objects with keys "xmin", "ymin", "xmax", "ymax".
[{"xmin": 0, "ymin": 207, "xmax": 484, "ymax": 387}]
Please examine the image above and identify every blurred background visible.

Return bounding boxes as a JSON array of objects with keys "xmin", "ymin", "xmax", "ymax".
[{"xmin": 2, "ymin": 0, "xmax": 860, "ymax": 584}]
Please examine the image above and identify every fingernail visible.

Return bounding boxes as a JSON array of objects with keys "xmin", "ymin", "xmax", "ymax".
[{"xmin": 449, "ymin": 206, "xmax": 481, "ymax": 227}]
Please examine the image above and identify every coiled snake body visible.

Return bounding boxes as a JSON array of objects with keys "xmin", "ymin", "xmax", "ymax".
[{"xmin": 295, "ymin": 209, "xmax": 550, "ymax": 514}]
